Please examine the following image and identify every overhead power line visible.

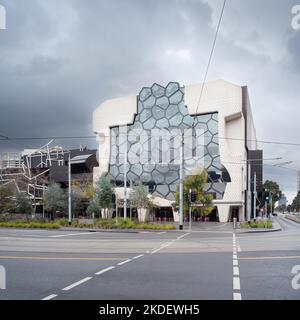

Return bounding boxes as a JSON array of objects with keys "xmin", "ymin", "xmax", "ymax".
[
  {"xmin": 1, "ymin": 133, "xmax": 300, "ymax": 148},
  {"xmin": 192, "ymin": 0, "xmax": 227, "ymax": 126}
]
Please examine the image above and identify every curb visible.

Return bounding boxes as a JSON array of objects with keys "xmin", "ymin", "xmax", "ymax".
[
  {"xmin": 285, "ymin": 215, "xmax": 300, "ymax": 224},
  {"xmin": 59, "ymin": 227, "xmax": 176, "ymax": 234},
  {"xmin": 235, "ymin": 220, "xmax": 282, "ymax": 234}
]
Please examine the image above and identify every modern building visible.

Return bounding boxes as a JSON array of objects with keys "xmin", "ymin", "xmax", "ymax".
[
  {"xmin": 0, "ymin": 143, "xmax": 98, "ymax": 213},
  {"xmin": 0, "ymin": 152, "xmax": 23, "ymax": 169},
  {"xmin": 93, "ymin": 80, "xmax": 263, "ymax": 222},
  {"xmin": 278, "ymin": 194, "xmax": 288, "ymax": 208}
]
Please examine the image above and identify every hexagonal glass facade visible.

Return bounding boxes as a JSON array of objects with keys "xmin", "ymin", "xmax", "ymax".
[{"xmin": 109, "ymin": 82, "xmax": 230, "ymax": 201}]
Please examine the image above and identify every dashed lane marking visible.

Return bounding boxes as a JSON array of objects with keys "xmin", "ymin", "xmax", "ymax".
[
  {"xmin": 233, "ymin": 277, "xmax": 241, "ymax": 290},
  {"xmin": 117, "ymin": 259, "xmax": 132, "ymax": 266},
  {"xmin": 62, "ymin": 277, "xmax": 93, "ymax": 291},
  {"xmin": 133, "ymin": 254, "xmax": 144, "ymax": 260},
  {"xmin": 48, "ymin": 232, "xmax": 94, "ymax": 238},
  {"xmin": 95, "ymin": 266, "xmax": 115, "ymax": 275},
  {"xmin": 233, "ymin": 292, "xmax": 242, "ymax": 300},
  {"xmin": 41, "ymin": 294, "xmax": 58, "ymax": 300}
]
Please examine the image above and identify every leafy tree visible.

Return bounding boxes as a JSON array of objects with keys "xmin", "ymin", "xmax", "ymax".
[
  {"xmin": 86, "ymin": 197, "xmax": 101, "ymax": 218},
  {"xmin": 130, "ymin": 182, "xmax": 152, "ymax": 222},
  {"xmin": 263, "ymin": 180, "xmax": 282, "ymax": 213},
  {"xmin": 173, "ymin": 170, "xmax": 214, "ymax": 220},
  {"xmin": 94, "ymin": 174, "xmax": 113, "ymax": 219},
  {"xmin": 70, "ymin": 186, "xmax": 84, "ymax": 217},
  {"xmin": 43, "ymin": 183, "xmax": 65, "ymax": 219},
  {"xmin": 0, "ymin": 185, "xmax": 14, "ymax": 213},
  {"xmin": 15, "ymin": 192, "xmax": 32, "ymax": 220},
  {"xmin": 292, "ymin": 191, "xmax": 300, "ymax": 212}
]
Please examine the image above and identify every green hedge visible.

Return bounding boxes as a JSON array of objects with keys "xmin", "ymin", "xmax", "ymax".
[
  {"xmin": 0, "ymin": 221, "xmax": 60, "ymax": 229},
  {"xmin": 241, "ymin": 220, "xmax": 273, "ymax": 229},
  {"xmin": 67, "ymin": 218, "xmax": 176, "ymax": 230}
]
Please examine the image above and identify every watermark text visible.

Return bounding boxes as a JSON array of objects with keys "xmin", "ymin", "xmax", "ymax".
[
  {"xmin": 292, "ymin": 265, "xmax": 300, "ymax": 290},
  {"xmin": 0, "ymin": 265, "xmax": 6, "ymax": 290},
  {"xmin": 0, "ymin": 4, "xmax": 6, "ymax": 30},
  {"xmin": 292, "ymin": 5, "xmax": 300, "ymax": 30}
]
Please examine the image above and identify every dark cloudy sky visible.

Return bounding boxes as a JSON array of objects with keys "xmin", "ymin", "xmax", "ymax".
[{"xmin": 0, "ymin": 0, "xmax": 299, "ymax": 202}]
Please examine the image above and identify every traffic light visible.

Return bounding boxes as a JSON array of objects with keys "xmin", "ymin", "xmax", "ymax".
[
  {"xmin": 263, "ymin": 189, "xmax": 269, "ymax": 203},
  {"xmin": 184, "ymin": 192, "xmax": 189, "ymax": 203},
  {"xmin": 191, "ymin": 191, "xmax": 197, "ymax": 203}
]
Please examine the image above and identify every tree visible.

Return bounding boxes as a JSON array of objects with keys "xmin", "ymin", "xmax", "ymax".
[
  {"xmin": 0, "ymin": 185, "xmax": 14, "ymax": 213},
  {"xmin": 292, "ymin": 191, "xmax": 300, "ymax": 212},
  {"xmin": 173, "ymin": 169, "xmax": 214, "ymax": 220},
  {"xmin": 86, "ymin": 197, "xmax": 101, "ymax": 218},
  {"xmin": 263, "ymin": 180, "xmax": 282, "ymax": 213},
  {"xmin": 15, "ymin": 192, "xmax": 32, "ymax": 220},
  {"xmin": 94, "ymin": 174, "xmax": 113, "ymax": 219},
  {"xmin": 43, "ymin": 183, "xmax": 65, "ymax": 219},
  {"xmin": 70, "ymin": 186, "xmax": 84, "ymax": 217},
  {"xmin": 130, "ymin": 182, "xmax": 152, "ymax": 222}
]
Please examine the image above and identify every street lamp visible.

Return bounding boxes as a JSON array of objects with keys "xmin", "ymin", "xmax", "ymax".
[
  {"xmin": 244, "ymin": 157, "xmax": 282, "ymax": 221},
  {"xmin": 68, "ymin": 152, "xmax": 72, "ymax": 226}
]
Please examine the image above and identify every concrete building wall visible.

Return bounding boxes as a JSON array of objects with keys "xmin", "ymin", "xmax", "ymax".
[{"xmin": 93, "ymin": 80, "xmax": 259, "ymax": 222}]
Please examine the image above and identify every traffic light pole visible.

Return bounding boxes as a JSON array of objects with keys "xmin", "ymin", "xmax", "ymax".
[
  {"xmin": 179, "ymin": 139, "xmax": 184, "ymax": 230},
  {"xmin": 247, "ymin": 162, "xmax": 251, "ymax": 221},
  {"xmin": 189, "ymin": 189, "xmax": 192, "ymax": 231},
  {"xmin": 253, "ymin": 171, "xmax": 257, "ymax": 219}
]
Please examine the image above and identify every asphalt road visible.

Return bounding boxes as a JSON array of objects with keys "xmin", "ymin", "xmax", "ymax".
[{"xmin": 0, "ymin": 216, "xmax": 299, "ymax": 300}]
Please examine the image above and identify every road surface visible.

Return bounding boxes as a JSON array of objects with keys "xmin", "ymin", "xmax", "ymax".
[{"xmin": 0, "ymin": 216, "xmax": 299, "ymax": 300}]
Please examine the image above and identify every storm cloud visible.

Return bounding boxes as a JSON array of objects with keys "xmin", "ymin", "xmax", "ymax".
[{"xmin": 0, "ymin": 0, "xmax": 299, "ymax": 202}]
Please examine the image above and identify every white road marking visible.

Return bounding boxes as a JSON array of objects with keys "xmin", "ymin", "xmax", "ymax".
[
  {"xmin": 233, "ymin": 277, "xmax": 240, "ymax": 290},
  {"xmin": 157, "ymin": 232, "xmax": 166, "ymax": 234},
  {"xmin": 233, "ymin": 233, "xmax": 242, "ymax": 300},
  {"xmin": 41, "ymin": 294, "xmax": 58, "ymax": 300},
  {"xmin": 233, "ymin": 267, "xmax": 240, "ymax": 276},
  {"xmin": 238, "ymin": 245, "xmax": 242, "ymax": 252},
  {"xmin": 95, "ymin": 266, "xmax": 115, "ymax": 275},
  {"xmin": 159, "ymin": 242, "xmax": 169, "ymax": 247},
  {"xmin": 177, "ymin": 233, "xmax": 190, "ymax": 240},
  {"xmin": 48, "ymin": 232, "xmax": 92, "ymax": 238},
  {"xmin": 233, "ymin": 292, "xmax": 242, "ymax": 300},
  {"xmin": 133, "ymin": 254, "xmax": 144, "ymax": 260},
  {"xmin": 117, "ymin": 259, "xmax": 132, "ymax": 266},
  {"xmin": 62, "ymin": 277, "xmax": 93, "ymax": 291}
]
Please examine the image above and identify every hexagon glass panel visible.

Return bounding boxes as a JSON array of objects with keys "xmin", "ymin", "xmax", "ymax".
[{"xmin": 109, "ymin": 82, "xmax": 230, "ymax": 200}]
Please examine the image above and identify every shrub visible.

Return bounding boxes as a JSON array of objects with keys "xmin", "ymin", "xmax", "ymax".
[{"xmin": 0, "ymin": 221, "xmax": 60, "ymax": 229}]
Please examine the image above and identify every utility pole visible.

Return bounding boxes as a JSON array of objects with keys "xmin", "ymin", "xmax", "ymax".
[
  {"xmin": 247, "ymin": 162, "xmax": 251, "ymax": 221},
  {"xmin": 253, "ymin": 171, "xmax": 257, "ymax": 219},
  {"xmin": 189, "ymin": 189, "xmax": 192, "ymax": 231},
  {"xmin": 179, "ymin": 135, "xmax": 184, "ymax": 230},
  {"xmin": 124, "ymin": 131, "xmax": 128, "ymax": 220},
  {"xmin": 68, "ymin": 152, "xmax": 72, "ymax": 226},
  {"xmin": 130, "ymin": 180, "xmax": 133, "ymax": 220},
  {"xmin": 116, "ymin": 192, "xmax": 118, "ymax": 224}
]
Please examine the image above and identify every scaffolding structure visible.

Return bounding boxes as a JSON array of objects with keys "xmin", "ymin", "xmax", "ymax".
[{"xmin": 0, "ymin": 141, "xmax": 65, "ymax": 204}]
